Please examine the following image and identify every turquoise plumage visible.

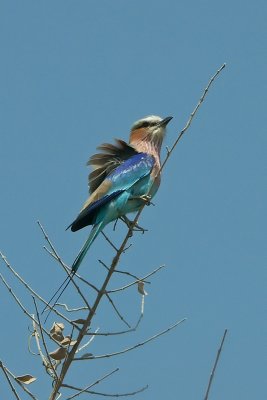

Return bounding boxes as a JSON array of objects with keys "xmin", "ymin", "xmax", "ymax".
[{"xmin": 45, "ymin": 115, "xmax": 172, "ymax": 313}]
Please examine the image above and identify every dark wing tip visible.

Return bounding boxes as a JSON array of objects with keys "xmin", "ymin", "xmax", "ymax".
[{"xmin": 66, "ymin": 222, "xmax": 76, "ymax": 232}]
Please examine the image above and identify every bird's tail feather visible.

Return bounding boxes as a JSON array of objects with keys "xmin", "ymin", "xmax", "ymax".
[
  {"xmin": 42, "ymin": 222, "xmax": 103, "ymax": 322},
  {"xmin": 71, "ymin": 221, "xmax": 104, "ymax": 273}
]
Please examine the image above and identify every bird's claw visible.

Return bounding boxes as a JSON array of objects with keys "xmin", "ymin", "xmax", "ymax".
[
  {"xmin": 140, "ymin": 194, "xmax": 154, "ymax": 206},
  {"xmin": 120, "ymin": 216, "xmax": 147, "ymax": 235}
]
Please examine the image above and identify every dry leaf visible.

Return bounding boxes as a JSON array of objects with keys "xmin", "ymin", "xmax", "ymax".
[
  {"xmin": 137, "ymin": 281, "xmax": 148, "ymax": 296},
  {"xmin": 50, "ymin": 322, "xmax": 64, "ymax": 338},
  {"xmin": 72, "ymin": 319, "xmax": 86, "ymax": 325},
  {"xmin": 16, "ymin": 374, "xmax": 37, "ymax": 385},
  {"xmin": 49, "ymin": 347, "xmax": 67, "ymax": 360},
  {"xmin": 51, "ymin": 332, "xmax": 64, "ymax": 342},
  {"xmin": 61, "ymin": 336, "xmax": 77, "ymax": 346}
]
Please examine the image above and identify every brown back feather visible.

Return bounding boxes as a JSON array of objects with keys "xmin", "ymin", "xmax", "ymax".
[{"xmin": 87, "ymin": 139, "xmax": 138, "ymax": 193}]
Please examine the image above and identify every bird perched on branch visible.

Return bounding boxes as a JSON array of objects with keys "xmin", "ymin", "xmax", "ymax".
[
  {"xmin": 45, "ymin": 115, "xmax": 172, "ymax": 313},
  {"xmin": 68, "ymin": 114, "xmax": 173, "ymax": 272}
]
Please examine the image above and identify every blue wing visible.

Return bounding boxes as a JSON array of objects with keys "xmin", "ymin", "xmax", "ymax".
[{"xmin": 68, "ymin": 153, "xmax": 154, "ymax": 231}]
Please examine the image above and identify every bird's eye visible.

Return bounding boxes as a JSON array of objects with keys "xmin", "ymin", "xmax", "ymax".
[{"xmin": 141, "ymin": 121, "xmax": 151, "ymax": 128}]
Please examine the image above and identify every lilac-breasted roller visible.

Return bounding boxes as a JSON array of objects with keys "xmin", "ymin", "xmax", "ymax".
[
  {"xmin": 68, "ymin": 115, "xmax": 172, "ymax": 273},
  {"xmin": 45, "ymin": 115, "xmax": 172, "ymax": 312}
]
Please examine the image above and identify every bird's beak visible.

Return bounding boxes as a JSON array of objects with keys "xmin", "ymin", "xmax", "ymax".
[{"xmin": 158, "ymin": 116, "xmax": 173, "ymax": 127}]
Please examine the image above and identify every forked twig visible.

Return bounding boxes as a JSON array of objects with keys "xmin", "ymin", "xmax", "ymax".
[
  {"xmin": 160, "ymin": 63, "xmax": 226, "ymax": 172},
  {"xmin": 107, "ymin": 265, "xmax": 166, "ymax": 293},
  {"xmin": 75, "ymin": 318, "xmax": 186, "ymax": 360},
  {"xmin": 0, "ymin": 361, "xmax": 21, "ymax": 400},
  {"xmin": 64, "ymin": 368, "xmax": 119, "ymax": 399},
  {"xmin": 37, "ymin": 221, "xmax": 91, "ymax": 312},
  {"xmin": 0, "ymin": 361, "xmax": 38, "ymax": 400},
  {"xmin": 105, "ymin": 293, "xmax": 131, "ymax": 328},
  {"xmin": 33, "ymin": 298, "xmax": 58, "ymax": 379},
  {"xmin": 0, "ymin": 272, "xmax": 59, "ymax": 346},
  {"xmin": 0, "ymin": 251, "xmax": 76, "ymax": 328},
  {"xmin": 66, "ymin": 386, "xmax": 148, "ymax": 398},
  {"xmin": 101, "ymin": 231, "xmax": 119, "ymax": 252}
]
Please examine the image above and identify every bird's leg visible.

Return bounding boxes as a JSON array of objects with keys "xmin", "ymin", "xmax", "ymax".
[{"xmin": 120, "ymin": 216, "xmax": 147, "ymax": 234}]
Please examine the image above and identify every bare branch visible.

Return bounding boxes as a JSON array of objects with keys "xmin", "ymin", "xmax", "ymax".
[
  {"xmin": 98, "ymin": 259, "xmax": 152, "ymax": 283},
  {"xmin": 67, "ymin": 385, "xmax": 148, "ymax": 398},
  {"xmin": 0, "ymin": 361, "xmax": 21, "ymax": 400},
  {"xmin": 37, "ymin": 221, "xmax": 91, "ymax": 311},
  {"xmin": 1, "ymin": 362, "xmax": 38, "ymax": 400},
  {"xmin": 107, "ymin": 265, "xmax": 166, "ymax": 293},
  {"xmin": 105, "ymin": 293, "xmax": 131, "ymax": 328},
  {"xmin": 0, "ymin": 272, "xmax": 64, "ymax": 347},
  {"xmin": 85, "ymin": 312, "xmax": 143, "ymax": 337},
  {"xmin": 75, "ymin": 318, "xmax": 186, "ymax": 360},
  {"xmin": 64, "ymin": 368, "xmax": 119, "ymax": 399},
  {"xmin": 204, "ymin": 329, "xmax": 228, "ymax": 400},
  {"xmin": 33, "ymin": 298, "xmax": 58, "ymax": 379},
  {"xmin": 160, "ymin": 63, "xmax": 226, "ymax": 172},
  {"xmin": 51, "ymin": 303, "xmax": 88, "ymax": 312},
  {"xmin": 0, "ymin": 251, "xmax": 77, "ymax": 328},
  {"xmin": 75, "ymin": 328, "xmax": 99, "ymax": 354},
  {"xmin": 101, "ymin": 231, "xmax": 119, "ymax": 252}
]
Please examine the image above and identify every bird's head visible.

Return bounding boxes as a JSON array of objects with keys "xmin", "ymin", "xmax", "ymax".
[{"xmin": 129, "ymin": 115, "xmax": 173, "ymax": 151}]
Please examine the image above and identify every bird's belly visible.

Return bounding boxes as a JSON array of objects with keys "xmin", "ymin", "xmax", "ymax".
[
  {"xmin": 97, "ymin": 175, "xmax": 159, "ymax": 224},
  {"xmin": 118, "ymin": 176, "xmax": 159, "ymax": 216}
]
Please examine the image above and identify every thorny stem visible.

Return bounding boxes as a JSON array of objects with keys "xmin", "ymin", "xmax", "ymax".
[{"xmin": 49, "ymin": 63, "xmax": 226, "ymax": 399}]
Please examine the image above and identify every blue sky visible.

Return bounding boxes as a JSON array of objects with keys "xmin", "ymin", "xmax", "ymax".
[{"xmin": 0, "ymin": 1, "xmax": 266, "ymax": 399}]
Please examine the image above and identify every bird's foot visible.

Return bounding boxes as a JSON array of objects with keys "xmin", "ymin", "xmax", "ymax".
[
  {"xmin": 120, "ymin": 216, "xmax": 147, "ymax": 234},
  {"xmin": 132, "ymin": 194, "xmax": 155, "ymax": 206}
]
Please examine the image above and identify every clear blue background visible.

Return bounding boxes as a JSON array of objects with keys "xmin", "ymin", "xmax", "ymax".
[{"xmin": 0, "ymin": 1, "xmax": 266, "ymax": 399}]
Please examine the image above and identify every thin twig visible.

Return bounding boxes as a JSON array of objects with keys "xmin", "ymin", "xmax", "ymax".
[
  {"xmin": 98, "ymin": 259, "xmax": 151, "ymax": 283},
  {"xmin": 1, "ymin": 362, "xmax": 38, "ymax": 400},
  {"xmin": 76, "ymin": 328, "xmax": 99, "ymax": 354},
  {"xmin": 85, "ymin": 313, "xmax": 143, "ymax": 337},
  {"xmin": 101, "ymin": 231, "xmax": 119, "ymax": 252},
  {"xmin": 160, "ymin": 63, "xmax": 226, "ymax": 173},
  {"xmin": 105, "ymin": 293, "xmax": 131, "ymax": 328},
  {"xmin": 204, "ymin": 329, "xmax": 228, "ymax": 400},
  {"xmin": 75, "ymin": 318, "xmax": 186, "ymax": 360},
  {"xmin": 33, "ymin": 298, "xmax": 58, "ymax": 379},
  {"xmin": 32, "ymin": 316, "xmax": 50, "ymax": 372},
  {"xmin": 0, "ymin": 251, "xmax": 77, "ymax": 328},
  {"xmin": 37, "ymin": 221, "xmax": 91, "ymax": 311},
  {"xmin": 66, "ymin": 386, "xmax": 148, "ymax": 398},
  {"xmin": 43, "ymin": 246, "xmax": 100, "ymax": 294},
  {"xmin": 51, "ymin": 303, "xmax": 88, "ymax": 312},
  {"xmin": 0, "ymin": 272, "xmax": 60, "ymax": 346},
  {"xmin": 107, "ymin": 265, "xmax": 166, "ymax": 293},
  {"xmin": 64, "ymin": 368, "xmax": 119, "ymax": 399},
  {"xmin": 0, "ymin": 361, "xmax": 21, "ymax": 400}
]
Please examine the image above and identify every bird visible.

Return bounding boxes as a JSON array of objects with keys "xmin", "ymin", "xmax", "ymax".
[{"xmin": 44, "ymin": 115, "xmax": 172, "ymax": 314}]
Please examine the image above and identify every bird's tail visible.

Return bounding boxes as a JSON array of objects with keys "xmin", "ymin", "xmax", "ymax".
[
  {"xmin": 42, "ymin": 222, "xmax": 104, "ymax": 322},
  {"xmin": 71, "ymin": 221, "xmax": 104, "ymax": 274}
]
